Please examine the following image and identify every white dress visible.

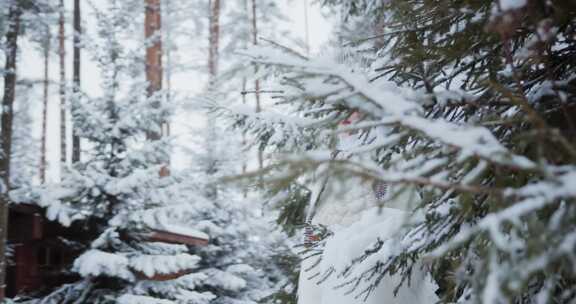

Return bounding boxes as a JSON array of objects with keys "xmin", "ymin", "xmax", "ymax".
[{"xmin": 298, "ymin": 180, "xmax": 439, "ymax": 304}]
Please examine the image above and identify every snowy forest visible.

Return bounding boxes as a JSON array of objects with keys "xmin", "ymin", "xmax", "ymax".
[{"xmin": 0, "ymin": 0, "xmax": 575, "ymax": 303}]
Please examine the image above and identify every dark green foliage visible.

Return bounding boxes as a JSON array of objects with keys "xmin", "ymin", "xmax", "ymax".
[
  {"xmin": 272, "ymin": 183, "xmax": 310, "ymax": 237},
  {"xmin": 238, "ymin": 0, "xmax": 576, "ymax": 303},
  {"xmin": 258, "ymin": 252, "xmax": 300, "ymax": 304}
]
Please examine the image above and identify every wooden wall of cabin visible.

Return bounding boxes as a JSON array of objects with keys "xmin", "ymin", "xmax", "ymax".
[{"xmin": 6, "ymin": 206, "xmax": 91, "ymax": 298}]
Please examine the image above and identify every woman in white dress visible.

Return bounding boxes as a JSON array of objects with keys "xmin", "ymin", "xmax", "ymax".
[
  {"xmin": 297, "ymin": 118, "xmax": 439, "ymax": 304},
  {"xmin": 298, "ymin": 179, "xmax": 440, "ymax": 304}
]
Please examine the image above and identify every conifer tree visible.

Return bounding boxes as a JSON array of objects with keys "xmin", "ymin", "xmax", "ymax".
[
  {"xmin": 184, "ymin": 2, "xmax": 294, "ymax": 303},
  {"xmin": 17, "ymin": 2, "xmax": 210, "ymax": 302},
  {"xmin": 8, "ymin": 1, "xmax": 291, "ymax": 303},
  {"xmin": 235, "ymin": 0, "xmax": 576, "ymax": 303}
]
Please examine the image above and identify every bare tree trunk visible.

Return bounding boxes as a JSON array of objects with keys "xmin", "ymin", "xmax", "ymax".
[
  {"xmin": 0, "ymin": 4, "xmax": 22, "ymax": 301},
  {"xmin": 59, "ymin": 0, "xmax": 67, "ymax": 168},
  {"xmin": 72, "ymin": 0, "xmax": 81, "ymax": 163},
  {"xmin": 41, "ymin": 28, "xmax": 51, "ymax": 183}
]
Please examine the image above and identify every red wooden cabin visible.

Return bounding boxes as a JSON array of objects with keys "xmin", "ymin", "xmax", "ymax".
[
  {"xmin": 7, "ymin": 203, "xmax": 210, "ymax": 297},
  {"xmin": 6, "ymin": 203, "xmax": 88, "ymax": 298}
]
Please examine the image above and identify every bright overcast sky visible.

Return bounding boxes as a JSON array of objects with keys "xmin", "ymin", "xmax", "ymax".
[{"xmin": 284, "ymin": 0, "xmax": 334, "ymax": 53}]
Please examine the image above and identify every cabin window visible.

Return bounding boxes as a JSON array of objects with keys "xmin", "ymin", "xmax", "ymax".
[
  {"xmin": 38, "ymin": 247, "xmax": 62, "ymax": 267},
  {"xmin": 38, "ymin": 247, "xmax": 49, "ymax": 266}
]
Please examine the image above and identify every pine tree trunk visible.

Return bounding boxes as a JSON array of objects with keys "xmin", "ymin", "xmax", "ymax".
[
  {"xmin": 145, "ymin": 0, "xmax": 163, "ymax": 142},
  {"xmin": 59, "ymin": 0, "xmax": 67, "ymax": 168},
  {"xmin": 145, "ymin": 0, "xmax": 169, "ymax": 177},
  {"xmin": 72, "ymin": 0, "xmax": 81, "ymax": 163},
  {"xmin": 41, "ymin": 28, "xmax": 51, "ymax": 183},
  {"xmin": 0, "ymin": 4, "xmax": 21, "ymax": 301}
]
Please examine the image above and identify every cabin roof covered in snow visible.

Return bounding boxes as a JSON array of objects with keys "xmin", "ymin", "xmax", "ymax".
[{"xmin": 159, "ymin": 224, "xmax": 209, "ymax": 241}]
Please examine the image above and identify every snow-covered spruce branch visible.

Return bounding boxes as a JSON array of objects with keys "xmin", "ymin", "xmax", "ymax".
[
  {"xmin": 239, "ymin": 46, "xmax": 537, "ymax": 171},
  {"xmin": 233, "ymin": 41, "xmax": 576, "ymax": 303}
]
